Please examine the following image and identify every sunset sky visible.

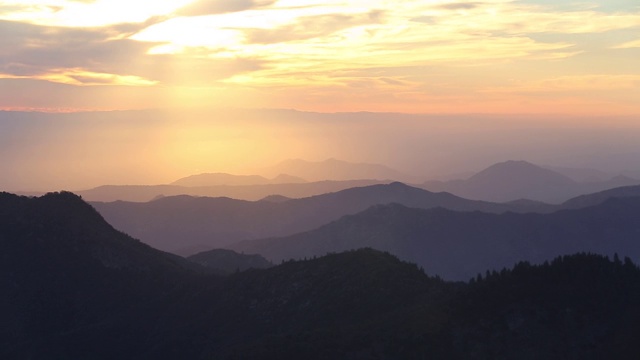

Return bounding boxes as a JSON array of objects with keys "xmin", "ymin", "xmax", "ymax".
[
  {"xmin": 1, "ymin": 0, "xmax": 640, "ymax": 192},
  {"xmin": 1, "ymin": 0, "xmax": 639, "ymax": 114}
]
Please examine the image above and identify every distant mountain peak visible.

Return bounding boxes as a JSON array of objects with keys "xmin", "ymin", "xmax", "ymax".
[
  {"xmin": 478, "ymin": 160, "xmax": 558, "ymax": 173},
  {"xmin": 259, "ymin": 194, "xmax": 292, "ymax": 203},
  {"xmin": 421, "ymin": 160, "xmax": 579, "ymax": 203},
  {"xmin": 271, "ymin": 173, "xmax": 307, "ymax": 183},
  {"xmin": 262, "ymin": 158, "xmax": 419, "ymax": 182},
  {"xmin": 470, "ymin": 160, "xmax": 576, "ymax": 184},
  {"xmin": 171, "ymin": 173, "xmax": 270, "ymax": 187}
]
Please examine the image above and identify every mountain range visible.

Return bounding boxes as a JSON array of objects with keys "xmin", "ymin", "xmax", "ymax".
[
  {"xmin": 171, "ymin": 173, "xmax": 307, "ymax": 187},
  {"xmin": 27, "ymin": 159, "xmax": 638, "ymax": 206},
  {"xmin": 75, "ymin": 179, "xmax": 390, "ymax": 202},
  {"xmin": 422, "ymin": 160, "xmax": 640, "ymax": 203},
  {"xmin": 3, "ymin": 191, "xmax": 640, "ymax": 358},
  {"xmin": 74, "ymin": 158, "xmax": 416, "ymax": 202},
  {"xmin": 231, "ymin": 196, "xmax": 640, "ymax": 280},
  {"xmin": 259, "ymin": 158, "xmax": 421, "ymax": 183},
  {"xmin": 90, "ymin": 182, "xmax": 542, "ymax": 255}
]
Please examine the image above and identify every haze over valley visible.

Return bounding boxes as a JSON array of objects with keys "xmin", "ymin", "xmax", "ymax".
[{"xmin": 3, "ymin": 109, "xmax": 640, "ymax": 194}]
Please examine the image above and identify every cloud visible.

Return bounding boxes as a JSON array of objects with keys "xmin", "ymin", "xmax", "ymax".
[
  {"xmin": 107, "ymin": 15, "xmax": 173, "ymax": 39},
  {"xmin": 1, "ymin": 0, "xmax": 639, "ymax": 114},
  {"xmin": 484, "ymin": 75, "xmax": 640, "ymax": 93},
  {"xmin": 243, "ymin": 11, "xmax": 384, "ymax": 44},
  {"xmin": 0, "ymin": 20, "xmax": 156, "ymax": 76},
  {"xmin": 0, "ymin": 4, "xmax": 62, "ymax": 15},
  {"xmin": 612, "ymin": 39, "xmax": 640, "ymax": 49},
  {"xmin": 434, "ymin": 2, "xmax": 485, "ymax": 11},
  {"xmin": 0, "ymin": 19, "xmax": 265, "ymax": 86},
  {"xmin": 177, "ymin": 0, "xmax": 277, "ymax": 16}
]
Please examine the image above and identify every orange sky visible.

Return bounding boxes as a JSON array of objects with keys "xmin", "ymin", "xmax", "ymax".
[
  {"xmin": 1, "ymin": 1, "xmax": 640, "ymax": 191},
  {"xmin": 0, "ymin": 0, "xmax": 639, "ymax": 115}
]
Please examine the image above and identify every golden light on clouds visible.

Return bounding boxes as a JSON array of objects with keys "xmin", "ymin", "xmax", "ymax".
[
  {"xmin": 0, "ymin": 68, "xmax": 158, "ymax": 86},
  {"xmin": 0, "ymin": 0, "xmax": 639, "ymax": 114}
]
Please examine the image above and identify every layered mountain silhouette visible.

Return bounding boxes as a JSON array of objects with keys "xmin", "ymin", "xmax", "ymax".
[
  {"xmin": 561, "ymin": 184, "xmax": 640, "ymax": 209},
  {"xmin": 75, "ymin": 159, "xmax": 639, "ymax": 203},
  {"xmin": 231, "ymin": 197, "xmax": 640, "ymax": 280},
  {"xmin": 545, "ymin": 165, "xmax": 613, "ymax": 182},
  {"xmin": 258, "ymin": 194, "xmax": 292, "ymax": 203},
  {"xmin": 90, "ymin": 182, "xmax": 542, "ymax": 255},
  {"xmin": 422, "ymin": 160, "xmax": 640, "ymax": 203},
  {"xmin": 260, "ymin": 158, "xmax": 421, "ymax": 183},
  {"xmin": 76, "ymin": 179, "xmax": 388, "ymax": 202},
  {"xmin": 171, "ymin": 172, "xmax": 306, "ymax": 187},
  {"xmin": 3, "ymin": 193, "xmax": 640, "ymax": 359}
]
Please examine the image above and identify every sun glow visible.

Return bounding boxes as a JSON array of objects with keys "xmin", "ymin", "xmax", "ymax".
[
  {"xmin": 0, "ymin": 0, "xmax": 638, "ymax": 114},
  {"xmin": 0, "ymin": 0, "xmax": 192, "ymax": 27}
]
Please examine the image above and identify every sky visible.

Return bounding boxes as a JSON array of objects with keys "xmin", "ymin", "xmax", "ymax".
[
  {"xmin": 0, "ymin": 0, "xmax": 639, "ymax": 114},
  {"xmin": 1, "ymin": 0, "xmax": 640, "ymax": 191},
  {"xmin": 2, "ymin": 109, "xmax": 640, "ymax": 191}
]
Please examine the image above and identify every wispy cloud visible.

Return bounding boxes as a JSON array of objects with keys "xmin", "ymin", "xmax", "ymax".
[
  {"xmin": 485, "ymin": 74, "xmax": 640, "ymax": 93},
  {"xmin": 176, "ymin": 0, "xmax": 277, "ymax": 16},
  {"xmin": 0, "ymin": 18, "xmax": 265, "ymax": 87},
  {"xmin": 612, "ymin": 39, "xmax": 640, "ymax": 49},
  {"xmin": 243, "ymin": 11, "xmax": 384, "ymax": 44},
  {"xmin": 0, "ymin": 0, "xmax": 639, "ymax": 113}
]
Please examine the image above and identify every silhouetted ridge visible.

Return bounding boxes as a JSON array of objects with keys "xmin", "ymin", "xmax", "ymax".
[
  {"xmin": 562, "ymin": 185, "xmax": 640, "ymax": 209},
  {"xmin": 232, "ymin": 198, "xmax": 640, "ymax": 280},
  {"xmin": 76, "ymin": 179, "xmax": 389, "ymax": 202},
  {"xmin": 261, "ymin": 158, "xmax": 419, "ymax": 182},
  {"xmin": 91, "ymin": 182, "xmax": 528, "ymax": 255},
  {"xmin": 188, "ymin": 249, "xmax": 272, "ymax": 274},
  {"xmin": 217, "ymin": 251, "xmax": 640, "ymax": 359},
  {"xmin": 470, "ymin": 160, "xmax": 574, "ymax": 184},
  {"xmin": 422, "ymin": 160, "xmax": 640, "ymax": 203},
  {"xmin": 4, "ymin": 201, "xmax": 640, "ymax": 360},
  {"xmin": 0, "ymin": 191, "xmax": 207, "ymax": 359},
  {"xmin": 0, "ymin": 191, "xmax": 197, "ymax": 273},
  {"xmin": 259, "ymin": 194, "xmax": 291, "ymax": 203},
  {"xmin": 220, "ymin": 248, "xmax": 442, "ymax": 335}
]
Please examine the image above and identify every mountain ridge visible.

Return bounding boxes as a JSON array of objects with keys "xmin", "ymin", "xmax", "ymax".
[
  {"xmin": 230, "ymin": 196, "xmax": 640, "ymax": 280},
  {"xmin": 260, "ymin": 158, "xmax": 421, "ymax": 183},
  {"xmin": 90, "ymin": 182, "xmax": 544, "ymax": 255},
  {"xmin": 171, "ymin": 172, "xmax": 307, "ymax": 187},
  {"xmin": 76, "ymin": 179, "xmax": 390, "ymax": 202},
  {"xmin": 3, "ymin": 191, "xmax": 640, "ymax": 358},
  {"xmin": 422, "ymin": 160, "xmax": 640, "ymax": 203}
]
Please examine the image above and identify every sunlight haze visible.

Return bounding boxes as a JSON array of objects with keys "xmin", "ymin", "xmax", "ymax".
[{"xmin": 1, "ymin": 0, "xmax": 639, "ymax": 191}]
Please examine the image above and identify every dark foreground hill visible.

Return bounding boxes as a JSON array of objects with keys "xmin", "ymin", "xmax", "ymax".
[
  {"xmin": 232, "ymin": 197, "xmax": 640, "ymax": 280},
  {"xmin": 91, "ymin": 182, "xmax": 542, "ymax": 255},
  {"xmin": 0, "ymin": 191, "xmax": 205, "ymax": 358},
  {"xmin": 4, "ymin": 192, "xmax": 640, "ymax": 359}
]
